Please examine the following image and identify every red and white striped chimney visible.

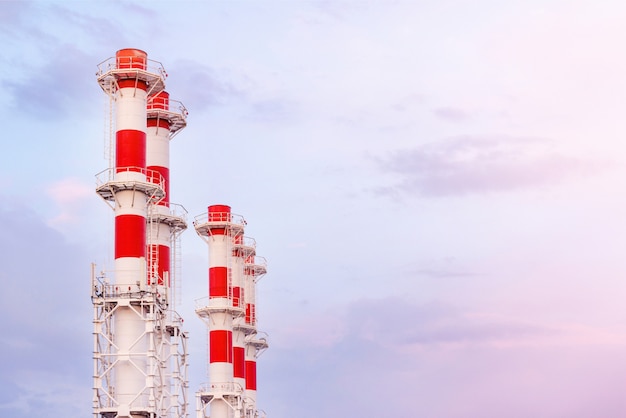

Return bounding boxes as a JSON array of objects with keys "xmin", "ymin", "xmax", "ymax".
[
  {"xmin": 231, "ymin": 232, "xmax": 248, "ymax": 393},
  {"xmin": 114, "ymin": 48, "xmax": 150, "ymax": 288},
  {"xmin": 112, "ymin": 48, "xmax": 163, "ymax": 415},
  {"xmin": 243, "ymin": 252, "xmax": 268, "ymax": 413},
  {"xmin": 94, "ymin": 48, "xmax": 193, "ymax": 418},
  {"xmin": 146, "ymin": 90, "xmax": 175, "ymax": 290},
  {"xmin": 194, "ymin": 205, "xmax": 268, "ymax": 418},
  {"xmin": 207, "ymin": 204, "xmax": 236, "ymax": 418},
  {"xmin": 145, "ymin": 89, "xmax": 189, "ymax": 416}
]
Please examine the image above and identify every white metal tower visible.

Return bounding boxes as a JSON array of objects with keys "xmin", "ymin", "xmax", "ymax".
[
  {"xmin": 193, "ymin": 205, "xmax": 268, "ymax": 418},
  {"xmin": 92, "ymin": 48, "xmax": 189, "ymax": 418},
  {"xmin": 193, "ymin": 205, "xmax": 246, "ymax": 418}
]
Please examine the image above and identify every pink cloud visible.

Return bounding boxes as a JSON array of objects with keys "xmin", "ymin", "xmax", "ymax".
[
  {"xmin": 45, "ymin": 177, "xmax": 92, "ymax": 227},
  {"xmin": 263, "ymin": 297, "xmax": 626, "ymax": 417},
  {"xmin": 432, "ymin": 106, "xmax": 470, "ymax": 122},
  {"xmin": 375, "ymin": 135, "xmax": 609, "ymax": 197}
]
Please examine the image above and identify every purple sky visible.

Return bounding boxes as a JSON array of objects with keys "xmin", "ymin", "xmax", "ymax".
[{"xmin": 2, "ymin": 1, "xmax": 626, "ymax": 417}]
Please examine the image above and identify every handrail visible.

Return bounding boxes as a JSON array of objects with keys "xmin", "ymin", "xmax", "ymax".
[
  {"xmin": 169, "ymin": 99, "xmax": 188, "ymax": 117},
  {"xmin": 246, "ymin": 256, "xmax": 267, "ymax": 269},
  {"xmin": 147, "ymin": 97, "xmax": 189, "ymax": 116},
  {"xmin": 194, "ymin": 295, "xmax": 244, "ymax": 310},
  {"xmin": 92, "ymin": 282, "xmax": 154, "ymax": 300},
  {"xmin": 148, "ymin": 202, "xmax": 188, "ymax": 223},
  {"xmin": 96, "ymin": 56, "xmax": 167, "ymax": 81},
  {"xmin": 197, "ymin": 382, "xmax": 243, "ymax": 394},
  {"xmin": 146, "ymin": 98, "xmax": 188, "ymax": 135},
  {"xmin": 166, "ymin": 310, "xmax": 185, "ymax": 327},
  {"xmin": 168, "ymin": 202, "xmax": 188, "ymax": 222},
  {"xmin": 194, "ymin": 296, "xmax": 209, "ymax": 310},
  {"xmin": 95, "ymin": 166, "xmax": 165, "ymax": 192},
  {"xmin": 241, "ymin": 236, "xmax": 257, "ymax": 248},
  {"xmin": 193, "ymin": 211, "xmax": 246, "ymax": 227}
]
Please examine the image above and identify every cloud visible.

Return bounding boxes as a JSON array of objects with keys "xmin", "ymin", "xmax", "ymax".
[
  {"xmin": 408, "ymin": 256, "xmax": 477, "ymax": 279},
  {"xmin": 374, "ymin": 135, "xmax": 606, "ymax": 197},
  {"xmin": 0, "ymin": 370, "xmax": 90, "ymax": 416},
  {"xmin": 311, "ymin": 0, "xmax": 373, "ymax": 20},
  {"xmin": 0, "ymin": 1, "xmax": 31, "ymax": 32},
  {"xmin": 292, "ymin": 284, "xmax": 626, "ymax": 360},
  {"xmin": 49, "ymin": 3, "xmax": 129, "ymax": 47},
  {"xmin": 246, "ymin": 98, "xmax": 300, "ymax": 123},
  {"xmin": 261, "ymin": 296, "xmax": 626, "ymax": 418},
  {"xmin": 272, "ymin": 297, "xmax": 558, "ymax": 357},
  {"xmin": 45, "ymin": 177, "xmax": 93, "ymax": 228},
  {"xmin": 390, "ymin": 93, "xmax": 425, "ymax": 112},
  {"xmin": 342, "ymin": 297, "xmax": 556, "ymax": 348},
  {"xmin": 0, "ymin": 200, "xmax": 92, "ymax": 417},
  {"xmin": 166, "ymin": 60, "xmax": 248, "ymax": 112},
  {"xmin": 166, "ymin": 60, "xmax": 302, "ymax": 125},
  {"xmin": 2, "ymin": 44, "xmax": 99, "ymax": 119},
  {"xmin": 0, "ymin": 2, "xmax": 176, "ymax": 120},
  {"xmin": 432, "ymin": 106, "xmax": 470, "ymax": 122}
]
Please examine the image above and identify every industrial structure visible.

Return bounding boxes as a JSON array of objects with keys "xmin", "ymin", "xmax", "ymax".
[
  {"xmin": 193, "ymin": 205, "xmax": 268, "ymax": 418},
  {"xmin": 91, "ymin": 49, "xmax": 189, "ymax": 418},
  {"xmin": 90, "ymin": 49, "xmax": 268, "ymax": 418}
]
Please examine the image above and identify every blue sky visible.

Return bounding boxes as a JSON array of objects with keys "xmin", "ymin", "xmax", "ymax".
[{"xmin": 3, "ymin": 1, "xmax": 626, "ymax": 417}]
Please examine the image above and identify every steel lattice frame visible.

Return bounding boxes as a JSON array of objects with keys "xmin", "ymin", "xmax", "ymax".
[{"xmin": 92, "ymin": 276, "xmax": 189, "ymax": 418}]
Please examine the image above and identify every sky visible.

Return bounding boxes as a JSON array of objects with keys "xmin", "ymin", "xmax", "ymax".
[{"xmin": 2, "ymin": 0, "xmax": 626, "ymax": 417}]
